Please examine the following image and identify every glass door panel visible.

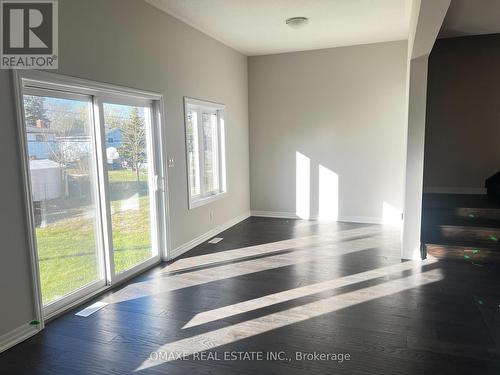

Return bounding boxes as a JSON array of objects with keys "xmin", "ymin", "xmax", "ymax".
[
  {"xmin": 23, "ymin": 92, "xmax": 104, "ymax": 306},
  {"xmin": 102, "ymin": 103, "xmax": 156, "ymax": 274}
]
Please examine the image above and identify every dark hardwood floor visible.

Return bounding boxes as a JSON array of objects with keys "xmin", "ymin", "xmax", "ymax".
[{"xmin": 2, "ymin": 217, "xmax": 500, "ymax": 374}]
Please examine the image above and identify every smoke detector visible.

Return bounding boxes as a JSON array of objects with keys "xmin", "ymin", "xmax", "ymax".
[{"xmin": 286, "ymin": 17, "xmax": 309, "ymax": 29}]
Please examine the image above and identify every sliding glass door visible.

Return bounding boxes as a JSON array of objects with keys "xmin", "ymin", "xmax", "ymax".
[
  {"xmin": 23, "ymin": 90, "xmax": 105, "ymax": 307},
  {"xmin": 17, "ymin": 73, "xmax": 165, "ymax": 317},
  {"xmin": 102, "ymin": 102, "xmax": 157, "ymax": 274}
]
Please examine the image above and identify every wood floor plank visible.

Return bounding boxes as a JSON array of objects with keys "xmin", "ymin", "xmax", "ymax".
[{"xmin": 1, "ymin": 217, "xmax": 500, "ymax": 374}]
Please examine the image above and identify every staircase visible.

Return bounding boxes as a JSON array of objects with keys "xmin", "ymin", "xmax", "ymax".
[{"xmin": 422, "ymin": 194, "xmax": 500, "ymax": 263}]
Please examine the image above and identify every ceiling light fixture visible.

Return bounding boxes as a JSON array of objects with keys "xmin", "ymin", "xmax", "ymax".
[{"xmin": 286, "ymin": 16, "xmax": 309, "ymax": 29}]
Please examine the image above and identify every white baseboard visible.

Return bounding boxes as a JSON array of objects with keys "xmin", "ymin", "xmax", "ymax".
[
  {"xmin": 0, "ymin": 322, "xmax": 39, "ymax": 354},
  {"xmin": 250, "ymin": 210, "xmax": 300, "ymax": 219},
  {"xmin": 338, "ymin": 215, "xmax": 383, "ymax": 225},
  {"xmin": 168, "ymin": 211, "xmax": 251, "ymax": 260},
  {"xmin": 424, "ymin": 186, "xmax": 487, "ymax": 195},
  {"xmin": 250, "ymin": 211, "xmax": 383, "ymax": 225}
]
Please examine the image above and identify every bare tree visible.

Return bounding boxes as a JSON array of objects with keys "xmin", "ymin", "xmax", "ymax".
[{"xmin": 46, "ymin": 103, "xmax": 87, "ymax": 169}]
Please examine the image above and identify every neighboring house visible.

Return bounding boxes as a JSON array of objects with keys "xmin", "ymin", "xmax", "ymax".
[
  {"xmin": 26, "ymin": 126, "xmax": 57, "ymax": 160},
  {"xmin": 105, "ymin": 128, "xmax": 123, "ymax": 169},
  {"xmin": 57, "ymin": 135, "xmax": 92, "ymax": 164},
  {"xmin": 106, "ymin": 128, "xmax": 122, "ymax": 149},
  {"xmin": 27, "ymin": 127, "xmax": 122, "ymax": 163}
]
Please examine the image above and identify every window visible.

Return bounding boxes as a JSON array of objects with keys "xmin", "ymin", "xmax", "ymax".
[
  {"xmin": 184, "ymin": 97, "xmax": 226, "ymax": 208},
  {"xmin": 15, "ymin": 70, "xmax": 168, "ymax": 319}
]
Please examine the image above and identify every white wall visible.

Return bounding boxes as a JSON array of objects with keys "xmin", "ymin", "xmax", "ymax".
[
  {"xmin": 248, "ymin": 41, "xmax": 408, "ymax": 224},
  {"xmin": 400, "ymin": 0, "xmax": 450, "ymax": 259},
  {"xmin": 0, "ymin": 0, "xmax": 249, "ymax": 340},
  {"xmin": 402, "ymin": 56, "xmax": 429, "ymax": 259}
]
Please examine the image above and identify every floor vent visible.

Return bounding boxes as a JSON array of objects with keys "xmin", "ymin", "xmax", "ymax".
[
  {"xmin": 75, "ymin": 301, "xmax": 108, "ymax": 317},
  {"xmin": 208, "ymin": 237, "xmax": 223, "ymax": 244}
]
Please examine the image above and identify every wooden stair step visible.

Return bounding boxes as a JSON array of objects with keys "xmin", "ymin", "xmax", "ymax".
[
  {"xmin": 422, "ymin": 194, "xmax": 500, "ymax": 263},
  {"xmin": 433, "ymin": 224, "xmax": 500, "ymax": 243},
  {"xmin": 423, "ymin": 234, "xmax": 500, "ymax": 251},
  {"xmin": 423, "ymin": 207, "xmax": 500, "ymax": 222},
  {"xmin": 422, "ymin": 221, "xmax": 500, "ymax": 244},
  {"xmin": 422, "ymin": 215, "xmax": 500, "ymax": 230},
  {"xmin": 425, "ymin": 243, "xmax": 500, "ymax": 262},
  {"xmin": 454, "ymin": 207, "xmax": 500, "ymax": 221}
]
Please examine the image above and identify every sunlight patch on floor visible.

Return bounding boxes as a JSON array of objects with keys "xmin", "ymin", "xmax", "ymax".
[
  {"xmin": 164, "ymin": 225, "xmax": 385, "ymax": 274},
  {"xmin": 102, "ymin": 228, "xmax": 400, "ymax": 304},
  {"xmin": 135, "ymin": 267, "xmax": 443, "ymax": 371},
  {"xmin": 183, "ymin": 258, "xmax": 436, "ymax": 328}
]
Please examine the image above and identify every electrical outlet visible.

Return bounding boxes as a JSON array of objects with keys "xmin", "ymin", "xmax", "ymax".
[{"xmin": 168, "ymin": 158, "xmax": 174, "ymax": 168}]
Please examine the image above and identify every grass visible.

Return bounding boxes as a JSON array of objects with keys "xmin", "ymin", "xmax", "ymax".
[
  {"xmin": 36, "ymin": 169, "xmax": 152, "ymax": 305},
  {"xmin": 107, "ymin": 168, "xmax": 148, "ymax": 183}
]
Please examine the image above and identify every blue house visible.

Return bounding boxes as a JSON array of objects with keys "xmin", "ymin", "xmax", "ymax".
[
  {"xmin": 106, "ymin": 128, "xmax": 122, "ymax": 149},
  {"xmin": 26, "ymin": 126, "xmax": 57, "ymax": 160}
]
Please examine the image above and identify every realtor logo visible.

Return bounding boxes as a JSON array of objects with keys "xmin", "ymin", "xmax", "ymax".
[{"xmin": 1, "ymin": 0, "xmax": 58, "ymax": 68}]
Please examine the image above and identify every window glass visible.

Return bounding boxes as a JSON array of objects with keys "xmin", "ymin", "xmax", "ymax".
[
  {"xmin": 184, "ymin": 99, "xmax": 225, "ymax": 208},
  {"xmin": 186, "ymin": 109, "xmax": 201, "ymax": 197},
  {"xmin": 103, "ymin": 103, "xmax": 156, "ymax": 274},
  {"xmin": 201, "ymin": 110, "xmax": 219, "ymax": 194},
  {"xmin": 24, "ymin": 93, "xmax": 102, "ymax": 305}
]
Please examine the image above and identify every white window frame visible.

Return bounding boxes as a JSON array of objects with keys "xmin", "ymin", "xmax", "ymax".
[
  {"xmin": 184, "ymin": 97, "xmax": 227, "ymax": 209},
  {"xmin": 13, "ymin": 70, "xmax": 172, "ymax": 323}
]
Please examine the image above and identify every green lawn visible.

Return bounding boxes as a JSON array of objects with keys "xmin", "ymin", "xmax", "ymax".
[
  {"xmin": 107, "ymin": 168, "xmax": 148, "ymax": 183},
  {"xmin": 36, "ymin": 169, "xmax": 152, "ymax": 305}
]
